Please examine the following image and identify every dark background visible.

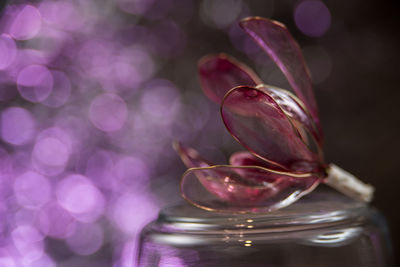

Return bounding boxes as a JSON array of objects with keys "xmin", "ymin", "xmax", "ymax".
[
  {"xmin": 272, "ymin": 0, "xmax": 400, "ymax": 263},
  {"xmin": 171, "ymin": 0, "xmax": 400, "ymax": 263}
]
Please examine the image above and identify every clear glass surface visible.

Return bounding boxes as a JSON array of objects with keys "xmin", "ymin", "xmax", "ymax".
[{"xmin": 138, "ymin": 187, "xmax": 392, "ymax": 267}]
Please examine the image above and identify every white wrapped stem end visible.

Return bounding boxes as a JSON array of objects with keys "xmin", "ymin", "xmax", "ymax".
[{"xmin": 325, "ymin": 164, "xmax": 374, "ymax": 202}]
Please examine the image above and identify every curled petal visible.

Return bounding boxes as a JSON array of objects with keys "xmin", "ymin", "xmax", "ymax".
[
  {"xmin": 181, "ymin": 165, "xmax": 319, "ymax": 213},
  {"xmin": 240, "ymin": 17, "xmax": 321, "ymax": 131},
  {"xmin": 221, "ymin": 86, "xmax": 321, "ymax": 173},
  {"xmin": 173, "ymin": 141, "xmax": 212, "ymax": 168},
  {"xmin": 259, "ymin": 84, "xmax": 322, "ymax": 149},
  {"xmin": 198, "ymin": 54, "xmax": 262, "ymax": 104}
]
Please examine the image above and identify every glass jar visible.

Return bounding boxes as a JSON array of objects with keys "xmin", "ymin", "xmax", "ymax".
[{"xmin": 138, "ymin": 187, "xmax": 392, "ymax": 267}]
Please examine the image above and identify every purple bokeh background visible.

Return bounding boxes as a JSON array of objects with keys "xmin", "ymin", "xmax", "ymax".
[{"xmin": 0, "ymin": 0, "xmax": 398, "ymax": 266}]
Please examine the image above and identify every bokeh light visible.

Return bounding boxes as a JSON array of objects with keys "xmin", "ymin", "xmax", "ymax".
[
  {"xmin": 13, "ymin": 171, "xmax": 51, "ymax": 209},
  {"xmin": 140, "ymin": 79, "xmax": 181, "ymax": 125},
  {"xmin": 32, "ymin": 127, "xmax": 72, "ymax": 176},
  {"xmin": 112, "ymin": 193, "xmax": 158, "ymax": 235},
  {"xmin": 39, "ymin": 203, "xmax": 76, "ymax": 239},
  {"xmin": 16, "ymin": 65, "xmax": 53, "ymax": 103},
  {"xmin": 38, "ymin": 1, "xmax": 83, "ymax": 31},
  {"xmin": 0, "ymin": 0, "xmax": 254, "ymax": 264},
  {"xmin": 1, "ymin": 107, "xmax": 36, "ymax": 146},
  {"xmin": 114, "ymin": 46, "xmax": 155, "ymax": 90},
  {"xmin": 89, "ymin": 93, "xmax": 128, "ymax": 132},
  {"xmin": 9, "ymin": 5, "xmax": 42, "ymax": 40},
  {"xmin": 294, "ymin": 0, "xmax": 331, "ymax": 37},
  {"xmin": 11, "ymin": 225, "xmax": 44, "ymax": 263},
  {"xmin": 200, "ymin": 0, "xmax": 243, "ymax": 29},
  {"xmin": 56, "ymin": 174, "xmax": 104, "ymax": 222},
  {"xmin": 41, "ymin": 71, "xmax": 71, "ymax": 108}
]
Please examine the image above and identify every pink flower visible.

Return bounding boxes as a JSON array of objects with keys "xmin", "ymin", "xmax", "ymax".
[{"xmin": 174, "ymin": 17, "xmax": 370, "ymax": 213}]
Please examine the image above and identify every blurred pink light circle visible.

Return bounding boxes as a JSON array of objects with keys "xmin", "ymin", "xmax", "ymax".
[
  {"xmin": 39, "ymin": 203, "xmax": 76, "ymax": 239},
  {"xmin": 77, "ymin": 41, "xmax": 114, "ymax": 82},
  {"xmin": 89, "ymin": 93, "xmax": 128, "ymax": 132},
  {"xmin": 17, "ymin": 65, "xmax": 54, "ymax": 103},
  {"xmin": 201, "ymin": 0, "xmax": 242, "ymax": 29},
  {"xmin": 33, "ymin": 137, "xmax": 70, "ymax": 167},
  {"xmin": 112, "ymin": 193, "xmax": 158, "ymax": 235},
  {"xmin": 0, "ymin": 35, "xmax": 17, "ymax": 70},
  {"xmin": 9, "ymin": 5, "xmax": 42, "ymax": 40},
  {"xmin": 294, "ymin": 0, "xmax": 331, "ymax": 37},
  {"xmin": 42, "ymin": 71, "xmax": 71, "ymax": 108},
  {"xmin": 1, "ymin": 107, "xmax": 36, "ymax": 146},
  {"xmin": 140, "ymin": 80, "xmax": 180, "ymax": 124},
  {"xmin": 56, "ymin": 174, "xmax": 105, "ymax": 222},
  {"xmin": 66, "ymin": 223, "xmax": 104, "ymax": 256},
  {"xmin": 11, "ymin": 225, "xmax": 44, "ymax": 263},
  {"xmin": 14, "ymin": 209, "xmax": 41, "ymax": 230},
  {"xmin": 114, "ymin": 47, "xmax": 155, "ymax": 89},
  {"xmin": 13, "ymin": 171, "xmax": 51, "ymax": 209},
  {"xmin": 32, "ymin": 127, "xmax": 72, "ymax": 176},
  {"xmin": 39, "ymin": 1, "xmax": 83, "ymax": 32},
  {"xmin": 111, "ymin": 61, "xmax": 140, "ymax": 89}
]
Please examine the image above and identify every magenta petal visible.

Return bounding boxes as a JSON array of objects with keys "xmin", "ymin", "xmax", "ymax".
[
  {"xmin": 260, "ymin": 84, "xmax": 322, "ymax": 147},
  {"xmin": 198, "ymin": 54, "xmax": 262, "ymax": 104},
  {"xmin": 173, "ymin": 142, "xmax": 212, "ymax": 169},
  {"xmin": 240, "ymin": 17, "xmax": 320, "ymax": 129},
  {"xmin": 181, "ymin": 165, "xmax": 319, "ymax": 213},
  {"xmin": 221, "ymin": 86, "xmax": 321, "ymax": 173}
]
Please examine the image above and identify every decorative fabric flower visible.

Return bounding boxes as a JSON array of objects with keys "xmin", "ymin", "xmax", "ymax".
[{"xmin": 174, "ymin": 17, "xmax": 373, "ymax": 213}]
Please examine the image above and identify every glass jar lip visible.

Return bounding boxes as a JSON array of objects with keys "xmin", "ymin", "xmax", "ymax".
[{"xmin": 154, "ymin": 188, "xmax": 369, "ymax": 234}]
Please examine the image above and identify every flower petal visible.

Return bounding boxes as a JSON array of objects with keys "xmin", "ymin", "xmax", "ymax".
[
  {"xmin": 173, "ymin": 141, "xmax": 212, "ymax": 168},
  {"xmin": 198, "ymin": 53, "xmax": 262, "ymax": 104},
  {"xmin": 181, "ymin": 165, "xmax": 319, "ymax": 213},
  {"xmin": 240, "ymin": 17, "xmax": 321, "ymax": 130},
  {"xmin": 221, "ymin": 86, "xmax": 321, "ymax": 173},
  {"xmin": 259, "ymin": 84, "xmax": 322, "ymax": 149}
]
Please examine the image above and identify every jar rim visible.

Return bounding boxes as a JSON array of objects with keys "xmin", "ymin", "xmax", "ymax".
[{"xmin": 153, "ymin": 187, "xmax": 369, "ymax": 234}]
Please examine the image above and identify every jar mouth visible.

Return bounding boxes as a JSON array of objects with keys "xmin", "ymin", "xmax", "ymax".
[{"xmin": 153, "ymin": 187, "xmax": 368, "ymax": 234}]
